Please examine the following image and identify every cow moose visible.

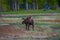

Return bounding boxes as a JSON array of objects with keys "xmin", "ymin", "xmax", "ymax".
[{"xmin": 22, "ymin": 16, "xmax": 34, "ymax": 31}]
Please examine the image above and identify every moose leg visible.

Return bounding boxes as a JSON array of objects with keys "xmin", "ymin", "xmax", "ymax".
[
  {"xmin": 28, "ymin": 25, "xmax": 30, "ymax": 30},
  {"xmin": 32, "ymin": 24, "xmax": 34, "ymax": 31},
  {"xmin": 26, "ymin": 24, "xmax": 28, "ymax": 30}
]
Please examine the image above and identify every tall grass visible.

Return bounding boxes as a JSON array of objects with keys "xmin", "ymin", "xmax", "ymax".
[{"xmin": 0, "ymin": 10, "xmax": 60, "ymax": 14}]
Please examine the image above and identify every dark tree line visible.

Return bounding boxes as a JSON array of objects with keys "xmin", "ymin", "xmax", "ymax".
[{"xmin": 0, "ymin": 0, "xmax": 60, "ymax": 11}]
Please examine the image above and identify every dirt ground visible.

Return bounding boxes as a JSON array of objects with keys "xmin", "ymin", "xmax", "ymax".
[
  {"xmin": 0, "ymin": 25, "xmax": 53, "ymax": 38},
  {"xmin": 0, "ymin": 25, "xmax": 25, "ymax": 36}
]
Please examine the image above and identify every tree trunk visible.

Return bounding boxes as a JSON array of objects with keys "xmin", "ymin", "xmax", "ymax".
[
  {"xmin": 14, "ymin": 1, "xmax": 17, "ymax": 11},
  {"xmin": 0, "ymin": 0, "xmax": 2, "ymax": 11},
  {"xmin": 32, "ymin": 2, "xmax": 35, "ymax": 10},
  {"xmin": 17, "ymin": 0, "xmax": 20, "ymax": 11},
  {"xmin": 25, "ymin": 0, "xmax": 29, "ymax": 10},
  {"xmin": 36, "ymin": 3, "xmax": 38, "ymax": 10},
  {"xmin": 12, "ymin": 3, "xmax": 14, "ymax": 11},
  {"xmin": 17, "ymin": 4, "xmax": 20, "ymax": 11}
]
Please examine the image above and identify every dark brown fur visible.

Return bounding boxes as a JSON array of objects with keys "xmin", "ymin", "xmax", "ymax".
[{"xmin": 22, "ymin": 16, "xmax": 34, "ymax": 30}]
